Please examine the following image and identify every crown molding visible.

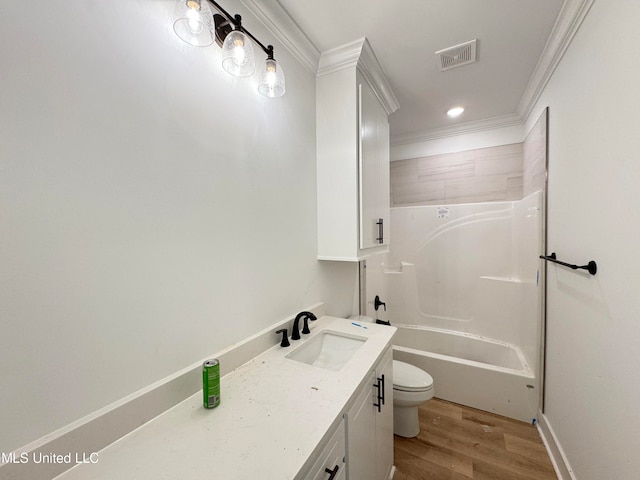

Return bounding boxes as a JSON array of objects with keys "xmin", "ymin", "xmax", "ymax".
[
  {"xmin": 237, "ymin": 3, "xmax": 400, "ymax": 113},
  {"xmin": 357, "ymin": 39, "xmax": 400, "ymax": 115},
  {"xmin": 391, "ymin": 113, "xmax": 524, "ymax": 146},
  {"xmin": 316, "ymin": 38, "xmax": 364, "ymax": 76},
  {"xmin": 242, "ymin": 0, "xmax": 594, "ymax": 146},
  {"xmin": 390, "ymin": 0, "xmax": 594, "ymax": 147},
  {"xmin": 516, "ymin": 0, "xmax": 596, "ymax": 120},
  {"xmin": 317, "ymin": 38, "xmax": 399, "ymax": 115},
  {"xmin": 239, "ymin": 0, "xmax": 320, "ymax": 73}
]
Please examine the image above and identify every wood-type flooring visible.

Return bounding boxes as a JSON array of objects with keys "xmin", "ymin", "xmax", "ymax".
[{"xmin": 393, "ymin": 399, "xmax": 558, "ymax": 480}]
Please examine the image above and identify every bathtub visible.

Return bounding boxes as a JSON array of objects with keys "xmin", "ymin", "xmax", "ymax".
[{"xmin": 392, "ymin": 324, "xmax": 539, "ymax": 423}]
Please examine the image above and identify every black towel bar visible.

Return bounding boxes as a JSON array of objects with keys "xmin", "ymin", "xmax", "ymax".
[{"xmin": 539, "ymin": 252, "xmax": 597, "ymax": 275}]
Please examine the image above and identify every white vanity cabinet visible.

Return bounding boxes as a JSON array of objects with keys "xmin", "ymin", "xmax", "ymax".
[
  {"xmin": 300, "ymin": 420, "xmax": 346, "ymax": 480},
  {"xmin": 316, "ymin": 38, "xmax": 399, "ymax": 261},
  {"xmin": 298, "ymin": 345, "xmax": 394, "ymax": 480},
  {"xmin": 49, "ymin": 317, "xmax": 397, "ymax": 480},
  {"xmin": 345, "ymin": 345, "xmax": 394, "ymax": 480}
]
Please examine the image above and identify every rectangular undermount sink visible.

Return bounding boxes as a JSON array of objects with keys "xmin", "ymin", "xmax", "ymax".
[{"xmin": 285, "ymin": 331, "xmax": 367, "ymax": 371}]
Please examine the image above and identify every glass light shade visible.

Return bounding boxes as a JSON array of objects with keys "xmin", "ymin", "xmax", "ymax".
[
  {"xmin": 221, "ymin": 30, "xmax": 255, "ymax": 77},
  {"xmin": 258, "ymin": 58, "xmax": 286, "ymax": 97},
  {"xmin": 173, "ymin": 0, "xmax": 214, "ymax": 47}
]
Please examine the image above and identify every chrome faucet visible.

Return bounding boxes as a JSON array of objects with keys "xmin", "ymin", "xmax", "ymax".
[{"xmin": 291, "ymin": 311, "xmax": 317, "ymax": 340}]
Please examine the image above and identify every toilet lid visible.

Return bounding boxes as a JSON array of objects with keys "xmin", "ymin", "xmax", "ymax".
[{"xmin": 393, "ymin": 360, "xmax": 433, "ymax": 392}]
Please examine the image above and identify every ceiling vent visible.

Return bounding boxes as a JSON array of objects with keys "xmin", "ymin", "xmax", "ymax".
[{"xmin": 435, "ymin": 39, "xmax": 477, "ymax": 71}]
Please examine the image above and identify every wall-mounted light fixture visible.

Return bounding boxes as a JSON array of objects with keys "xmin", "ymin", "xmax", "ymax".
[{"xmin": 172, "ymin": 0, "xmax": 285, "ymax": 97}]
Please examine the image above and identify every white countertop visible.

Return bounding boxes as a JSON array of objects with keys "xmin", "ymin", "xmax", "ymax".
[{"xmin": 54, "ymin": 316, "xmax": 396, "ymax": 480}]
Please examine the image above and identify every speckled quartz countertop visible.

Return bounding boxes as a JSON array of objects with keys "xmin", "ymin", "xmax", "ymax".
[{"xmin": 54, "ymin": 316, "xmax": 396, "ymax": 480}]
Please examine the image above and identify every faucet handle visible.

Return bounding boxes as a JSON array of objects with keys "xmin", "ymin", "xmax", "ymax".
[
  {"xmin": 275, "ymin": 329, "xmax": 290, "ymax": 348},
  {"xmin": 302, "ymin": 313, "xmax": 317, "ymax": 334}
]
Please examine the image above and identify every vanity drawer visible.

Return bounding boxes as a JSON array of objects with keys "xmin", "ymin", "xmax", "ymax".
[{"xmin": 299, "ymin": 420, "xmax": 345, "ymax": 480}]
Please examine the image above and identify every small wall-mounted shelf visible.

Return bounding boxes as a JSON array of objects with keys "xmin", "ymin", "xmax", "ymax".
[{"xmin": 539, "ymin": 252, "xmax": 597, "ymax": 275}]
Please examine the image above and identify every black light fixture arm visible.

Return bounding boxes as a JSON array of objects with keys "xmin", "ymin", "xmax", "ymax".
[{"xmin": 205, "ymin": 0, "xmax": 275, "ymax": 57}]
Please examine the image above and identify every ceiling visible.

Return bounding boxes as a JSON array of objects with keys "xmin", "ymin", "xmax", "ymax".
[{"xmin": 276, "ymin": 0, "xmax": 564, "ymax": 142}]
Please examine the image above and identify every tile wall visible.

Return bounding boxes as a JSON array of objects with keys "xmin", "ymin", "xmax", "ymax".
[
  {"xmin": 523, "ymin": 110, "xmax": 547, "ymax": 196},
  {"xmin": 390, "ymin": 143, "xmax": 524, "ymax": 206}
]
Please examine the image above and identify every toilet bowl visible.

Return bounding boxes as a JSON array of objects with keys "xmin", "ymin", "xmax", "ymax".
[{"xmin": 392, "ymin": 360, "xmax": 434, "ymax": 438}]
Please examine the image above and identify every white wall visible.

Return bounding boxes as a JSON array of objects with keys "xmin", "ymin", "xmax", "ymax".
[
  {"xmin": 0, "ymin": 1, "xmax": 357, "ymax": 453},
  {"xmin": 528, "ymin": 2, "xmax": 640, "ymax": 478}
]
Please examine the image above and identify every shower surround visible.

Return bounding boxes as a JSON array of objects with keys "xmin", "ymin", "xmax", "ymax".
[{"xmin": 367, "ymin": 191, "xmax": 543, "ymax": 421}]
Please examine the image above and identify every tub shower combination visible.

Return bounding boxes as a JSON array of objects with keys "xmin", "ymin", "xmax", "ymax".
[
  {"xmin": 393, "ymin": 324, "xmax": 538, "ymax": 423},
  {"xmin": 369, "ymin": 191, "xmax": 543, "ymax": 422}
]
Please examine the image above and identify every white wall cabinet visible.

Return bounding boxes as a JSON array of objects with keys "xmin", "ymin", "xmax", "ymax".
[
  {"xmin": 358, "ymin": 82, "xmax": 391, "ymax": 250},
  {"xmin": 345, "ymin": 345, "xmax": 394, "ymax": 480},
  {"xmin": 316, "ymin": 38, "xmax": 399, "ymax": 261}
]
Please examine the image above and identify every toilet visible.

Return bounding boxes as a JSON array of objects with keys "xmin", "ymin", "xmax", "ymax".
[
  {"xmin": 392, "ymin": 360, "xmax": 434, "ymax": 438},
  {"xmin": 348, "ymin": 315, "xmax": 434, "ymax": 438}
]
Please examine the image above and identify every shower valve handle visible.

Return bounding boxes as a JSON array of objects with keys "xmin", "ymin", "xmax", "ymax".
[{"xmin": 374, "ymin": 295, "xmax": 386, "ymax": 311}]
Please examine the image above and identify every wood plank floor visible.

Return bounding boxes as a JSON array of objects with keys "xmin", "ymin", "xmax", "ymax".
[{"xmin": 393, "ymin": 399, "xmax": 557, "ymax": 480}]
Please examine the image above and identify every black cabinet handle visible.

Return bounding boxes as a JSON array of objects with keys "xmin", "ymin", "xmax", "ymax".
[
  {"xmin": 325, "ymin": 465, "xmax": 339, "ymax": 479},
  {"xmin": 373, "ymin": 377, "xmax": 382, "ymax": 413},
  {"xmin": 379, "ymin": 374, "xmax": 385, "ymax": 406},
  {"xmin": 376, "ymin": 218, "xmax": 384, "ymax": 244}
]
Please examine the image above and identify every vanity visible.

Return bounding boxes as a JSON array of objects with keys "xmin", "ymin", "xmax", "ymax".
[{"xmin": 54, "ymin": 316, "xmax": 396, "ymax": 480}]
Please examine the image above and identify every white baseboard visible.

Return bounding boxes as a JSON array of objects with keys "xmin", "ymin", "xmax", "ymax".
[{"xmin": 536, "ymin": 410, "xmax": 576, "ymax": 480}]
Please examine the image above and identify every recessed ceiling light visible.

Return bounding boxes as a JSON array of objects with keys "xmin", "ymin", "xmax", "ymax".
[{"xmin": 447, "ymin": 106, "xmax": 465, "ymax": 118}]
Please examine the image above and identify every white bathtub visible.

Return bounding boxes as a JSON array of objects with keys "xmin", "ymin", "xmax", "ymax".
[{"xmin": 392, "ymin": 325, "xmax": 539, "ymax": 423}]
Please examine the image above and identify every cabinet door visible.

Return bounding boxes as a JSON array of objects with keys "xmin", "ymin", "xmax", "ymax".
[
  {"xmin": 375, "ymin": 349, "xmax": 394, "ymax": 480},
  {"xmin": 345, "ymin": 371, "xmax": 377, "ymax": 479},
  {"xmin": 359, "ymin": 81, "xmax": 390, "ymax": 250}
]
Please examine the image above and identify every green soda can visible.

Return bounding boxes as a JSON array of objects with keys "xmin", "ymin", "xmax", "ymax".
[{"xmin": 202, "ymin": 359, "xmax": 221, "ymax": 409}]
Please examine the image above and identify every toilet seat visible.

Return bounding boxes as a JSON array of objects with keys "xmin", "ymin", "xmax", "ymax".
[{"xmin": 393, "ymin": 360, "xmax": 433, "ymax": 392}]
